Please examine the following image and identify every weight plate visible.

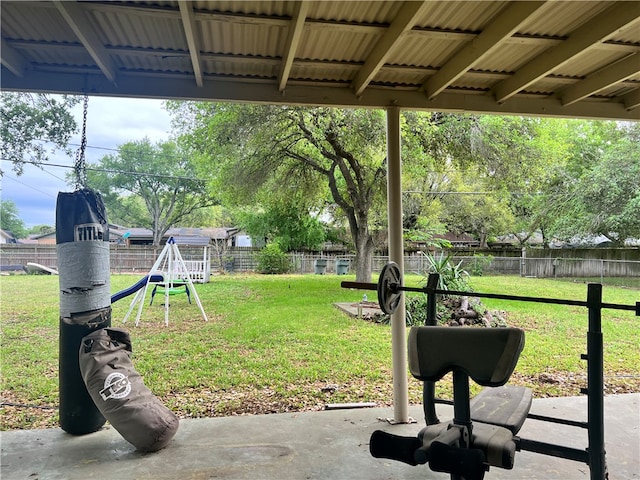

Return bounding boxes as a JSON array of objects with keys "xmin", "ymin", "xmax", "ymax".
[{"xmin": 378, "ymin": 262, "xmax": 402, "ymax": 314}]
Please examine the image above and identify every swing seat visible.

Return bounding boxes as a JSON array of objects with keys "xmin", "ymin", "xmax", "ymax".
[{"xmin": 150, "ymin": 282, "xmax": 191, "ymax": 305}]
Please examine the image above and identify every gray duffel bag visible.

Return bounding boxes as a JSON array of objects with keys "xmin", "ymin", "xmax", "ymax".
[{"xmin": 79, "ymin": 327, "xmax": 179, "ymax": 452}]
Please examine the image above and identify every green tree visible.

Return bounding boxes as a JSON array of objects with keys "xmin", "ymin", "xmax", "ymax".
[
  {"xmin": 177, "ymin": 205, "xmax": 233, "ymax": 229},
  {"xmin": 0, "ymin": 200, "xmax": 27, "ymax": 239},
  {"xmin": 86, "ymin": 139, "xmax": 217, "ymax": 245},
  {"xmin": 504, "ymin": 118, "xmax": 567, "ymax": 245},
  {"xmin": 28, "ymin": 224, "xmax": 55, "ymax": 235},
  {"xmin": 171, "ymin": 103, "xmax": 389, "ymax": 282},
  {"xmin": 236, "ymin": 200, "xmax": 326, "ymax": 252},
  {"xmin": 98, "ymin": 195, "xmax": 149, "ymax": 229},
  {"xmin": 1, "ymin": 93, "xmax": 80, "ymax": 175},
  {"xmin": 574, "ymin": 122, "xmax": 639, "ymax": 245},
  {"xmin": 440, "ymin": 174, "xmax": 514, "ymax": 248},
  {"xmin": 543, "ymin": 121, "xmax": 639, "ymax": 246},
  {"xmin": 402, "ymin": 113, "xmax": 556, "ymax": 246}
]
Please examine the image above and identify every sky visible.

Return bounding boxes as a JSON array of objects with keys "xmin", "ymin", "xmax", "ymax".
[{"xmin": 1, "ymin": 96, "xmax": 173, "ymax": 229}]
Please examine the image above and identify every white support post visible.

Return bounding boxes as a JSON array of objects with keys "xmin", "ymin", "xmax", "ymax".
[
  {"xmin": 203, "ymin": 245, "xmax": 211, "ymax": 283},
  {"xmin": 122, "ymin": 287, "xmax": 145, "ymax": 324},
  {"xmin": 386, "ymin": 106, "xmax": 409, "ymax": 423}
]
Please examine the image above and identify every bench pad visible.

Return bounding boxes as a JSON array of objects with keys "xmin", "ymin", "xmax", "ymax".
[
  {"xmin": 408, "ymin": 326, "xmax": 525, "ymax": 387},
  {"xmin": 470, "ymin": 385, "xmax": 532, "ymax": 435}
]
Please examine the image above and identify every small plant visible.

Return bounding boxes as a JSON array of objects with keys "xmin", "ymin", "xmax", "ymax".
[
  {"xmin": 222, "ymin": 255, "xmax": 235, "ymax": 272},
  {"xmin": 405, "ymin": 252, "xmax": 474, "ymax": 326},
  {"xmin": 469, "ymin": 254, "xmax": 493, "ymax": 276},
  {"xmin": 256, "ymin": 243, "xmax": 291, "ymax": 274},
  {"xmin": 422, "ymin": 251, "xmax": 471, "ymax": 292},
  {"xmin": 405, "ymin": 295, "xmax": 428, "ymax": 326},
  {"xmin": 405, "ymin": 293, "xmax": 454, "ymax": 326}
]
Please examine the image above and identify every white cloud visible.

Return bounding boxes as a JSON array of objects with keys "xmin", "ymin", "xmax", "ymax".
[{"xmin": 1, "ymin": 96, "xmax": 172, "ymax": 228}]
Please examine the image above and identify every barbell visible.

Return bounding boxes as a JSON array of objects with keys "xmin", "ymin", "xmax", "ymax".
[
  {"xmin": 341, "ymin": 262, "xmax": 406, "ymax": 314},
  {"xmin": 341, "ymin": 262, "xmax": 441, "ymax": 314},
  {"xmin": 341, "ymin": 262, "xmax": 640, "ymax": 316}
]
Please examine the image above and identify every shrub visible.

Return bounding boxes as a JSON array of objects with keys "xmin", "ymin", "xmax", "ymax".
[
  {"xmin": 405, "ymin": 293, "xmax": 451, "ymax": 326},
  {"xmin": 469, "ymin": 254, "xmax": 493, "ymax": 276},
  {"xmin": 405, "ymin": 295, "xmax": 428, "ymax": 326},
  {"xmin": 422, "ymin": 251, "xmax": 471, "ymax": 292},
  {"xmin": 404, "ymin": 252, "xmax": 474, "ymax": 326},
  {"xmin": 256, "ymin": 243, "xmax": 291, "ymax": 274}
]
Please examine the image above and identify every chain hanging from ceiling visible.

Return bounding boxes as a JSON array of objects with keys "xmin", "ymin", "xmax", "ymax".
[{"xmin": 74, "ymin": 94, "xmax": 89, "ymax": 190}]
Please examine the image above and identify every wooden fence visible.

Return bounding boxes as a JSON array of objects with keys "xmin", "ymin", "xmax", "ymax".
[{"xmin": 1, "ymin": 244, "xmax": 639, "ymax": 279}]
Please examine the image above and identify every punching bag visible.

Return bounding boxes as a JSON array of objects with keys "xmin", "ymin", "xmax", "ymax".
[
  {"xmin": 57, "ymin": 188, "xmax": 111, "ymax": 435},
  {"xmin": 80, "ymin": 328, "xmax": 179, "ymax": 451}
]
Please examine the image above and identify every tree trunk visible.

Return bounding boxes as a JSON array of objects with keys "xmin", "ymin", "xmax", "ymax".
[
  {"xmin": 353, "ymin": 228, "xmax": 374, "ymax": 283},
  {"xmin": 478, "ymin": 232, "xmax": 488, "ymax": 248}
]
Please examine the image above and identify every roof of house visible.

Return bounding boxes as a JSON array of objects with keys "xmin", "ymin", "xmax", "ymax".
[
  {"xmin": 0, "ymin": 229, "xmax": 17, "ymax": 242},
  {"xmin": 109, "ymin": 225, "xmax": 241, "ymax": 243}
]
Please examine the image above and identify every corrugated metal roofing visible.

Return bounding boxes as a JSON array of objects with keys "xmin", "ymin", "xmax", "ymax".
[{"xmin": 1, "ymin": 1, "xmax": 639, "ymax": 120}]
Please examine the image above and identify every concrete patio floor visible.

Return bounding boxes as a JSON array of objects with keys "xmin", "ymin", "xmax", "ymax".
[{"xmin": 1, "ymin": 393, "xmax": 638, "ymax": 480}]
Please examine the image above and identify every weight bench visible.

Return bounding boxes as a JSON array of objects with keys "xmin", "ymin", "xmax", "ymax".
[{"xmin": 371, "ymin": 326, "xmax": 532, "ymax": 480}]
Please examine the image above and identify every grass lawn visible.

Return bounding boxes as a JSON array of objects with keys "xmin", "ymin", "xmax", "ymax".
[{"xmin": 1, "ymin": 273, "xmax": 638, "ymax": 430}]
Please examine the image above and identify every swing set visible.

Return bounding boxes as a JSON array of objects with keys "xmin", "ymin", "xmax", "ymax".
[{"xmin": 120, "ymin": 236, "xmax": 208, "ymax": 326}]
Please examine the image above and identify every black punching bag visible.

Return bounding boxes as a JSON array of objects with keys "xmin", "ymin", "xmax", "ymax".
[{"xmin": 57, "ymin": 188, "xmax": 111, "ymax": 434}]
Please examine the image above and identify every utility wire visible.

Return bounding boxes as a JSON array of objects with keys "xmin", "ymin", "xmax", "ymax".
[
  {"xmin": 38, "ymin": 165, "xmax": 67, "ymax": 183},
  {"xmin": 404, "ymin": 190, "xmax": 543, "ymax": 196},
  {"xmin": 37, "ymin": 138, "xmax": 187, "ymax": 162},
  {"xmin": 405, "ymin": 191, "xmax": 492, "ymax": 195},
  {"xmin": 0, "ymin": 158, "xmax": 202, "ymax": 182},
  {"xmin": 1, "ymin": 174, "xmax": 57, "ymax": 198}
]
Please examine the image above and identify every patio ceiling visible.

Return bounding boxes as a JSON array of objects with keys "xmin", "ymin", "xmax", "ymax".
[{"xmin": 1, "ymin": 1, "xmax": 639, "ymax": 121}]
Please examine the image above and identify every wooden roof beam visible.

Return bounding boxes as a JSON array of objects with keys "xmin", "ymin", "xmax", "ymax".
[
  {"xmin": 1, "ymin": 38, "xmax": 28, "ymax": 77},
  {"xmin": 493, "ymin": 2, "xmax": 640, "ymax": 104},
  {"xmin": 424, "ymin": 1, "xmax": 547, "ymax": 100},
  {"xmin": 622, "ymin": 88, "xmax": 640, "ymax": 111},
  {"xmin": 278, "ymin": 1, "xmax": 309, "ymax": 92},
  {"xmin": 53, "ymin": 1, "xmax": 118, "ymax": 84},
  {"xmin": 352, "ymin": 1, "xmax": 428, "ymax": 97},
  {"xmin": 179, "ymin": 1, "xmax": 204, "ymax": 87},
  {"xmin": 561, "ymin": 52, "xmax": 640, "ymax": 106}
]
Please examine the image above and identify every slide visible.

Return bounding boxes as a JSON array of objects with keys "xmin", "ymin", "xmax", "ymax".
[
  {"xmin": 25, "ymin": 262, "xmax": 59, "ymax": 275},
  {"xmin": 111, "ymin": 274, "xmax": 164, "ymax": 304}
]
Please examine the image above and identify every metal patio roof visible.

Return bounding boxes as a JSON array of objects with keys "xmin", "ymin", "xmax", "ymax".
[{"xmin": 1, "ymin": 1, "xmax": 639, "ymax": 120}]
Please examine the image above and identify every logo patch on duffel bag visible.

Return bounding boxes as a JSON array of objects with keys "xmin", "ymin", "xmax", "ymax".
[{"xmin": 100, "ymin": 372, "xmax": 132, "ymax": 400}]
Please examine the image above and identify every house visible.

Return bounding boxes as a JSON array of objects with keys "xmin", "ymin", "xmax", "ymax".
[
  {"xmin": 21, "ymin": 231, "xmax": 57, "ymax": 245},
  {"xmin": 408, "ymin": 232, "xmax": 481, "ymax": 250},
  {"xmin": 17, "ymin": 225, "xmax": 246, "ymax": 247},
  {"xmin": 0, "ymin": 229, "xmax": 17, "ymax": 244},
  {"xmin": 109, "ymin": 225, "xmax": 242, "ymax": 247},
  {"xmin": 435, "ymin": 232, "xmax": 481, "ymax": 248},
  {"xmin": 489, "ymin": 232, "xmax": 544, "ymax": 248}
]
